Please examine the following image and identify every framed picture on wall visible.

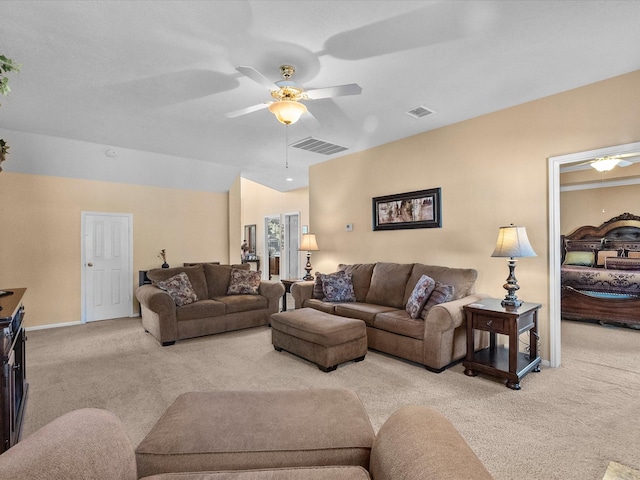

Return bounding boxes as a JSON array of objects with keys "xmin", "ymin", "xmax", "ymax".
[{"xmin": 372, "ymin": 188, "xmax": 442, "ymax": 231}]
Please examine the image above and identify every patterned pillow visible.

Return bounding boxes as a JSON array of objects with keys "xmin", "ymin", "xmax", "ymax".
[
  {"xmin": 405, "ymin": 274, "xmax": 436, "ymax": 319},
  {"xmin": 227, "ymin": 268, "xmax": 261, "ymax": 295},
  {"xmin": 155, "ymin": 272, "xmax": 198, "ymax": 306},
  {"xmin": 322, "ymin": 271, "xmax": 356, "ymax": 303},
  {"xmin": 423, "ymin": 282, "xmax": 455, "ymax": 313},
  {"xmin": 563, "ymin": 250, "xmax": 595, "ymax": 267}
]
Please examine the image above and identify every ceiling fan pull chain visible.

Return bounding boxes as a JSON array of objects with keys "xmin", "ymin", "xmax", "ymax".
[{"xmin": 285, "ymin": 124, "xmax": 289, "ymax": 169}]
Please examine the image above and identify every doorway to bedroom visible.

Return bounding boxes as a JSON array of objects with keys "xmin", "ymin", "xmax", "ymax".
[{"xmin": 549, "ymin": 141, "xmax": 640, "ymax": 367}]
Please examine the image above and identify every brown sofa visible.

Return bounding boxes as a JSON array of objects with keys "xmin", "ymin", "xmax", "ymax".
[
  {"xmin": 0, "ymin": 401, "xmax": 494, "ymax": 479},
  {"xmin": 136, "ymin": 263, "xmax": 284, "ymax": 346},
  {"xmin": 292, "ymin": 262, "xmax": 489, "ymax": 371}
]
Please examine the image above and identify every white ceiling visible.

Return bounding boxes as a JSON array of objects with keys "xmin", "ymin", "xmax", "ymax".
[{"xmin": 2, "ymin": 1, "xmax": 640, "ymax": 192}]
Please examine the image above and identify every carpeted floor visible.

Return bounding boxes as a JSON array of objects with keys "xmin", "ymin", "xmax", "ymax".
[{"xmin": 23, "ymin": 317, "xmax": 640, "ymax": 480}]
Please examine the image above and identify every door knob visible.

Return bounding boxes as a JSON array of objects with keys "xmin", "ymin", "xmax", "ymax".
[{"xmin": 87, "ymin": 263, "xmax": 93, "ymax": 267}]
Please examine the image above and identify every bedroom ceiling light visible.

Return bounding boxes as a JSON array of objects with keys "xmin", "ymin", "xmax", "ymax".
[
  {"xmin": 590, "ymin": 157, "xmax": 620, "ymax": 172},
  {"xmin": 268, "ymin": 100, "xmax": 307, "ymax": 125},
  {"xmin": 491, "ymin": 224, "xmax": 537, "ymax": 308}
]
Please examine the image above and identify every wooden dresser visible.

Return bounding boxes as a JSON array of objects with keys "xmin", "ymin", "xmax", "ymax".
[{"xmin": 0, "ymin": 288, "xmax": 28, "ymax": 452}]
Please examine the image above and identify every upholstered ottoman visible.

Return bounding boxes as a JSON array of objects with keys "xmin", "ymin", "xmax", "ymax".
[
  {"xmin": 270, "ymin": 308, "xmax": 367, "ymax": 372},
  {"xmin": 135, "ymin": 389, "xmax": 375, "ymax": 478}
]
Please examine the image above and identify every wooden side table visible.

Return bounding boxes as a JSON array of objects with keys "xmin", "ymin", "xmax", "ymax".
[
  {"xmin": 280, "ymin": 279, "xmax": 301, "ymax": 312},
  {"xmin": 463, "ymin": 298, "xmax": 541, "ymax": 390}
]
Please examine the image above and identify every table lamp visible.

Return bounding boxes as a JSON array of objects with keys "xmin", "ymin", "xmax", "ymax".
[
  {"xmin": 299, "ymin": 234, "xmax": 319, "ymax": 281},
  {"xmin": 491, "ymin": 224, "xmax": 536, "ymax": 307}
]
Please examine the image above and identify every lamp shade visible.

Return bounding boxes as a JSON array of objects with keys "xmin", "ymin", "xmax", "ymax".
[
  {"xmin": 491, "ymin": 225, "xmax": 536, "ymax": 258},
  {"xmin": 299, "ymin": 233, "xmax": 319, "ymax": 252},
  {"xmin": 268, "ymin": 100, "xmax": 307, "ymax": 125}
]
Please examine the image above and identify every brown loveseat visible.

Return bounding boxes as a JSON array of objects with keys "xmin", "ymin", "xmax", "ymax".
[
  {"xmin": 292, "ymin": 262, "xmax": 489, "ymax": 371},
  {"xmin": 136, "ymin": 263, "xmax": 284, "ymax": 346},
  {"xmin": 0, "ymin": 402, "xmax": 494, "ymax": 479}
]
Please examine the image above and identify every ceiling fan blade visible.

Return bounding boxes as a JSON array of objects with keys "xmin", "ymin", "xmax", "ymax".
[
  {"xmin": 305, "ymin": 83, "xmax": 362, "ymax": 100},
  {"xmin": 236, "ymin": 66, "xmax": 277, "ymax": 90},
  {"xmin": 225, "ymin": 102, "xmax": 271, "ymax": 118}
]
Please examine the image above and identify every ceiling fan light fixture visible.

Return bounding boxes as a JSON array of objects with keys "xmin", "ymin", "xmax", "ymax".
[
  {"xmin": 268, "ymin": 100, "xmax": 307, "ymax": 125},
  {"xmin": 591, "ymin": 157, "xmax": 620, "ymax": 172}
]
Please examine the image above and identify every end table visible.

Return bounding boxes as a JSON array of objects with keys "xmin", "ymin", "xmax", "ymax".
[
  {"xmin": 463, "ymin": 298, "xmax": 541, "ymax": 390},
  {"xmin": 280, "ymin": 279, "xmax": 301, "ymax": 312}
]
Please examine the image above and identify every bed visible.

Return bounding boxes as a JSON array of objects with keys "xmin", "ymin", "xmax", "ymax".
[{"xmin": 561, "ymin": 212, "xmax": 640, "ymax": 328}]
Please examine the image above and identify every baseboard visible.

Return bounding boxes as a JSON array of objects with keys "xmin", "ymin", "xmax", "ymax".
[{"xmin": 26, "ymin": 320, "xmax": 83, "ymax": 331}]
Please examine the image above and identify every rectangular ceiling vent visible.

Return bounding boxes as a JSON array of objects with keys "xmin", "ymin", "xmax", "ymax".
[
  {"xmin": 406, "ymin": 105, "xmax": 436, "ymax": 119},
  {"xmin": 290, "ymin": 137, "xmax": 349, "ymax": 156}
]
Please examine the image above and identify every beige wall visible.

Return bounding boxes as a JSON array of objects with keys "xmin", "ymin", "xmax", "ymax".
[
  {"xmin": 239, "ymin": 178, "xmax": 309, "ymax": 276},
  {"xmin": 0, "ymin": 172, "xmax": 229, "ymax": 328},
  {"xmin": 310, "ymin": 70, "xmax": 640, "ymax": 361}
]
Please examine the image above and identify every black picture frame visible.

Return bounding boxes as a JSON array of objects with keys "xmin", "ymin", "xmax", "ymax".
[{"xmin": 372, "ymin": 188, "xmax": 442, "ymax": 231}]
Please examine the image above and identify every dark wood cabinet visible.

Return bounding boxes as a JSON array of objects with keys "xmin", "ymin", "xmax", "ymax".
[
  {"xmin": 463, "ymin": 298, "xmax": 541, "ymax": 390},
  {"xmin": 0, "ymin": 288, "xmax": 28, "ymax": 452}
]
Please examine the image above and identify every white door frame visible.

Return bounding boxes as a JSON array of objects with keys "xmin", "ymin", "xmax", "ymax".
[
  {"xmin": 547, "ymin": 141, "xmax": 640, "ymax": 367},
  {"xmin": 81, "ymin": 211, "xmax": 134, "ymax": 323}
]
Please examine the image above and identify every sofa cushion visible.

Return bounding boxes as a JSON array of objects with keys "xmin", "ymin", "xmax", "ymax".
[
  {"xmin": 335, "ymin": 303, "xmax": 398, "ymax": 326},
  {"xmin": 304, "ymin": 298, "xmax": 338, "ymax": 314},
  {"xmin": 405, "ymin": 274, "xmax": 436, "ymax": 319},
  {"xmin": 141, "ymin": 466, "xmax": 371, "ymax": 479},
  {"xmin": 213, "ymin": 294, "xmax": 268, "ymax": 314},
  {"xmin": 365, "ymin": 263, "xmax": 413, "ymax": 308},
  {"xmin": 337, "ymin": 264, "xmax": 375, "ymax": 302},
  {"xmin": 148, "ymin": 264, "xmax": 208, "ymax": 301},
  {"xmin": 373, "ymin": 310, "xmax": 424, "ymax": 339},
  {"xmin": 405, "ymin": 264, "xmax": 477, "ymax": 302},
  {"xmin": 227, "ymin": 268, "xmax": 261, "ymax": 295},
  {"xmin": 135, "ymin": 390, "xmax": 375, "ymax": 477},
  {"xmin": 204, "ymin": 264, "xmax": 250, "ymax": 298},
  {"xmin": 155, "ymin": 273, "xmax": 199, "ymax": 306},
  {"xmin": 322, "ymin": 272, "xmax": 356, "ymax": 302},
  {"xmin": 175, "ymin": 299, "xmax": 226, "ymax": 321},
  {"xmin": 423, "ymin": 283, "xmax": 455, "ymax": 312}
]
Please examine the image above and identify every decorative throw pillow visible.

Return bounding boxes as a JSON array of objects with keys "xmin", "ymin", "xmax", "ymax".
[
  {"xmin": 405, "ymin": 274, "xmax": 436, "ymax": 319},
  {"xmin": 321, "ymin": 271, "xmax": 356, "ymax": 303},
  {"xmin": 627, "ymin": 251, "xmax": 640, "ymax": 259},
  {"xmin": 227, "ymin": 268, "xmax": 261, "ymax": 295},
  {"xmin": 423, "ymin": 282, "xmax": 455, "ymax": 313},
  {"xmin": 562, "ymin": 250, "xmax": 595, "ymax": 267},
  {"xmin": 155, "ymin": 272, "xmax": 198, "ymax": 306},
  {"xmin": 596, "ymin": 250, "xmax": 619, "ymax": 267}
]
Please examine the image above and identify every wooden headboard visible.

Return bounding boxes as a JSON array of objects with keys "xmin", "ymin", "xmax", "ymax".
[{"xmin": 561, "ymin": 212, "xmax": 640, "ymax": 262}]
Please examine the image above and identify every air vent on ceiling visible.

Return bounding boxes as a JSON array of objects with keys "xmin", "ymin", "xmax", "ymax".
[
  {"xmin": 290, "ymin": 137, "xmax": 349, "ymax": 155},
  {"xmin": 406, "ymin": 105, "xmax": 436, "ymax": 119}
]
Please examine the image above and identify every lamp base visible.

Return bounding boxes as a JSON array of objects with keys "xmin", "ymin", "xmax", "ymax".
[
  {"xmin": 501, "ymin": 258, "xmax": 523, "ymax": 309},
  {"xmin": 501, "ymin": 297, "xmax": 523, "ymax": 308},
  {"xmin": 302, "ymin": 252, "xmax": 314, "ymax": 281}
]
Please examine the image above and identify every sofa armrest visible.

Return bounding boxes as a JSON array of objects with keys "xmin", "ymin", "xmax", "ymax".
[
  {"xmin": 291, "ymin": 281, "xmax": 315, "ymax": 309},
  {"xmin": 0, "ymin": 409, "xmax": 137, "ymax": 480},
  {"xmin": 421, "ymin": 293, "xmax": 490, "ymax": 332},
  {"xmin": 135, "ymin": 285, "xmax": 179, "ymax": 344},
  {"xmin": 370, "ymin": 405, "xmax": 494, "ymax": 480},
  {"xmin": 259, "ymin": 280, "xmax": 286, "ymax": 312},
  {"xmin": 136, "ymin": 285, "xmax": 177, "ymax": 320}
]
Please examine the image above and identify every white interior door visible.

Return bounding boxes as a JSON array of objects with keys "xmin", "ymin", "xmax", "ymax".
[{"xmin": 82, "ymin": 212, "xmax": 133, "ymax": 322}]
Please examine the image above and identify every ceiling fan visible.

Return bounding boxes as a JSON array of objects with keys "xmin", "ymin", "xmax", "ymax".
[
  {"xmin": 225, "ymin": 64, "xmax": 362, "ymax": 125},
  {"xmin": 576, "ymin": 153, "xmax": 640, "ymax": 172}
]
